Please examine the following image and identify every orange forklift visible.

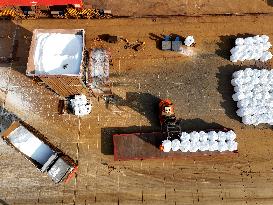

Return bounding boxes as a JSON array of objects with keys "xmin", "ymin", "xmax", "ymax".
[{"xmin": 159, "ymin": 99, "xmax": 181, "ymax": 141}]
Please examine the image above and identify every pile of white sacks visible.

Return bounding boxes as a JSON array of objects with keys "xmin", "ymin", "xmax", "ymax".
[
  {"xmin": 230, "ymin": 35, "xmax": 272, "ymax": 62},
  {"xmin": 69, "ymin": 95, "xmax": 92, "ymax": 116},
  {"xmin": 161, "ymin": 130, "xmax": 237, "ymax": 153},
  {"xmin": 231, "ymin": 68, "xmax": 273, "ymax": 125}
]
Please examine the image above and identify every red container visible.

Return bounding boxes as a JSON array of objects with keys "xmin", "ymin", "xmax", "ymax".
[{"xmin": 0, "ymin": 0, "xmax": 82, "ymax": 7}]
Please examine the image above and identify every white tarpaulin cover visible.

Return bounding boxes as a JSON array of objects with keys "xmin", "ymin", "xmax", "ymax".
[
  {"xmin": 8, "ymin": 126, "xmax": 54, "ymax": 165},
  {"xmin": 161, "ymin": 130, "xmax": 237, "ymax": 152},
  {"xmin": 231, "ymin": 68, "xmax": 273, "ymax": 125},
  {"xmin": 34, "ymin": 33, "xmax": 83, "ymax": 75}
]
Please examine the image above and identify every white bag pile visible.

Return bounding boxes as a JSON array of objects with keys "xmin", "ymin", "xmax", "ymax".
[
  {"xmin": 230, "ymin": 35, "xmax": 272, "ymax": 62},
  {"xmin": 69, "ymin": 94, "xmax": 92, "ymax": 116},
  {"xmin": 231, "ymin": 68, "xmax": 273, "ymax": 125},
  {"xmin": 161, "ymin": 130, "xmax": 237, "ymax": 153}
]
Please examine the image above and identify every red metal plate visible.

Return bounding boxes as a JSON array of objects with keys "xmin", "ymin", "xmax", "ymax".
[
  {"xmin": 113, "ymin": 132, "xmax": 238, "ymax": 161},
  {"xmin": 0, "ymin": 0, "xmax": 82, "ymax": 7}
]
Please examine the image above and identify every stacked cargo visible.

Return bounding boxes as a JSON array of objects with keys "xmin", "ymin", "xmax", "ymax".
[
  {"xmin": 230, "ymin": 35, "xmax": 272, "ymax": 62},
  {"xmin": 232, "ymin": 68, "xmax": 273, "ymax": 125},
  {"xmin": 161, "ymin": 130, "xmax": 237, "ymax": 153}
]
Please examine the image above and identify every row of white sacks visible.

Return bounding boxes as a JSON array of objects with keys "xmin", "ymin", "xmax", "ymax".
[
  {"xmin": 69, "ymin": 95, "xmax": 92, "ymax": 116},
  {"xmin": 231, "ymin": 68, "xmax": 273, "ymax": 125},
  {"xmin": 230, "ymin": 35, "xmax": 272, "ymax": 62},
  {"xmin": 161, "ymin": 130, "xmax": 238, "ymax": 152}
]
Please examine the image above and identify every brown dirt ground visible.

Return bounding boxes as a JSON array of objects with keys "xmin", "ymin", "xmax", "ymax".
[
  {"xmin": 88, "ymin": 0, "xmax": 273, "ymax": 16},
  {"xmin": 0, "ymin": 15, "xmax": 273, "ymax": 205}
]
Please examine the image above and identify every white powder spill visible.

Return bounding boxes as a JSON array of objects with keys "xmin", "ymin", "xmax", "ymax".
[
  {"xmin": 34, "ymin": 33, "xmax": 83, "ymax": 75},
  {"xmin": 230, "ymin": 35, "xmax": 272, "ymax": 62},
  {"xmin": 178, "ymin": 47, "xmax": 195, "ymax": 56},
  {"xmin": 232, "ymin": 68, "xmax": 273, "ymax": 125}
]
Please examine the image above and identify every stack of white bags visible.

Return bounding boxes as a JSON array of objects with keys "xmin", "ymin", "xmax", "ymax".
[
  {"xmin": 231, "ymin": 68, "xmax": 273, "ymax": 125},
  {"xmin": 161, "ymin": 130, "xmax": 237, "ymax": 153},
  {"xmin": 69, "ymin": 94, "xmax": 92, "ymax": 116},
  {"xmin": 230, "ymin": 35, "xmax": 272, "ymax": 62}
]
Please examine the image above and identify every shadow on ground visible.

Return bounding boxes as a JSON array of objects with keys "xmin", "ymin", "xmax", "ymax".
[
  {"xmin": 102, "ymin": 92, "xmax": 162, "ymax": 155},
  {"xmin": 215, "ymin": 33, "xmax": 255, "ymax": 60},
  {"xmin": 0, "ymin": 20, "xmax": 32, "ymax": 74},
  {"xmin": 0, "ymin": 199, "xmax": 9, "ymax": 205},
  {"xmin": 108, "ymin": 92, "xmax": 161, "ymax": 127},
  {"xmin": 216, "ymin": 64, "xmax": 248, "ymax": 122},
  {"xmin": 178, "ymin": 118, "xmax": 226, "ymax": 132},
  {"xmin": 267, "ymin": 0, "xmax": 273, "ymax": 6},
  {"xmin": 149, "ymin": 33, "xmax": 164, "ymax": 50}
]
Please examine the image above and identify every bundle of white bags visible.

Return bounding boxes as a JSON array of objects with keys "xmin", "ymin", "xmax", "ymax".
[
  {"xmin": 230, "ymin": 35, "xmax": 272, "ymax": 62},
  {"xmin": 69, "ymin": 94, "xmax": 92, "ymax": 116},
  {"xmin": 231, "ymin": 68, "xmax": 273, "ymax": 125},
  {"xmin": 161, "ymin": 130, "xmax": 237, "ymax": 153}
]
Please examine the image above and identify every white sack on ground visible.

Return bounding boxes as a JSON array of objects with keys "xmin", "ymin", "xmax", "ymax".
[
  {"xmin": 184, "ymin": 36, "xmax": 195, "ymax": 47},
  {"xmin": 69, "ymin": 94, "xmax": 92, "ymax": 116},
  {"xmin": 171, "ymin": 139, "xmax": 181, "ymax": 151},
  {"xmin": 162, "ymin": 140, "xmax": 172, "ymax": 152},
  {"xmin": 162, "ymin": 130, "xmax": 237, "ymax": 152},
  {"xmin": 232, "ymin": 68, "xmax": 273, "ymax": 125},
  {"xmin": 230, "ymin": 35, "xmax": 272, "ymax": 62}
]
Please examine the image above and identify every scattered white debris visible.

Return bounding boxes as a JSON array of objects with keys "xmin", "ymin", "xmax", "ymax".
[
  {"xmin": 34, "ymin": 33, "xmax": 83, "ymax": 75},
  {"xmin": 161, "ymin": 130, "xmax": 237, "ymax": 152},
  {"xmin": 90, "ymin": 48, "xmax": 109, "ymax": 79},
  {"xmin": 230, "ymin": 35, "xmax": 272, "ymax": 62},
  {"xmin": 184, "ymin": 36, "xmax": 195, "ymax": 47},
  {"xmin": 69, "ymin": 95, "xmax": 92, "ymax": 116},
  {"xmin": 178, "ymin": 47, "xmax": 195, "ymax": 56},
  {"xmin": 231, "ymin": 68, "xmax": 273, "ymax": 125}
]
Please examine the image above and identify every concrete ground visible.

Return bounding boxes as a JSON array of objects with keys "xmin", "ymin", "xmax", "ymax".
[{"xmin": 0, "ymin": 15, "xmax": 273, "ymax": 205}]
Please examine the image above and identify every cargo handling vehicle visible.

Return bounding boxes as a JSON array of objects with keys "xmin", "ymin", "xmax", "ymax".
[
  {"xmin": 0, "ymin": 0, "xmax": 112, "ymax": 19},
  {"xmin": 2, "ymin": 121, "xmax": 78, "ymax": 183},
  {"xmin": 113, "ymin": 99, "xmax": 238, "ymax": 161}
]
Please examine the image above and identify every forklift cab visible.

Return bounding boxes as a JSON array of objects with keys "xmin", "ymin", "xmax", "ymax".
[{"xmin": 162, "ymin": 106, "xmax": 174, "ymax": 116}]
